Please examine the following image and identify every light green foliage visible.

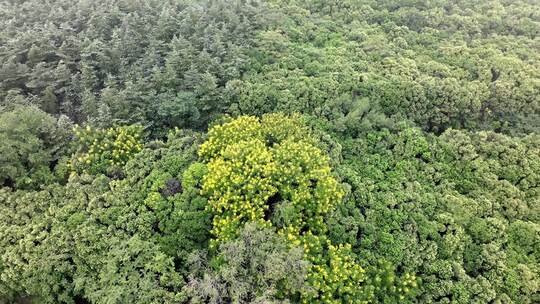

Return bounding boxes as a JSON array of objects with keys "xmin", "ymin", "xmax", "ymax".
[
  {"xmin": 0, "ymin": 129, "xmax": 209, "ymax": 303},
  {"xmin": 0, "ymin": 176, "xmax": 112, "ymax": 304},
  {"xmin": 331, "ymin": 126, "xmax": 540, "ymax": 303},
  {"xmin": 71, "ymin": 125, "xmax": 143, "ymax": 175},
  {"xmin": 0, "ymin": 105, "xmax": 71, "ymax": 189},
  {"xmin": 0, "ymin": 174, "xmax": 189, "ymax": 304},
  {"xmin": 230, "ymin": 0, "xmax": 540, "ymax": 135}
]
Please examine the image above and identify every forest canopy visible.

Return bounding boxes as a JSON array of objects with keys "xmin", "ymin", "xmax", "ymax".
[{"xmin": 0, "ymin": 0, "xmax": 539, "ymax": 303}]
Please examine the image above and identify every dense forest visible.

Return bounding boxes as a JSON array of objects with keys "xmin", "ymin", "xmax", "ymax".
[{"xmin": 0, "ymin": 0, "xmax": 539, "ymax": 303}]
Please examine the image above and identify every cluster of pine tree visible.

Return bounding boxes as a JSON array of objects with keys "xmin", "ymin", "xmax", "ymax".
[{"xmin": 1, "ymin": 0, "xmax": 538, "ymax": 303}]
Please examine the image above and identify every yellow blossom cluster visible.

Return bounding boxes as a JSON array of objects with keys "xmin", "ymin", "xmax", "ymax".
[
  {"xmin": 202, "ymin": 139, "xmax": 277, "ymax": 246},
  {"xmin": 70, "ymin": 125, "xmax": 143, "ymax": 174},
  {"xmin": 305, "ymin": 241, "xmax": 367, "ymax": 304},
  {"xmin": 200, "ymin": 114, "xmax": 342, "ymax": 242},
  {"xmin": 199, "ymin": 113, "xmax": 312, "ymax": 161},
  {"xmin": 199, "ymin": 116, "xmax": 263, "ymax": 160},
  {"xmin": 280, "ymin": 228, "xmax": 369, "ymax": 303}
]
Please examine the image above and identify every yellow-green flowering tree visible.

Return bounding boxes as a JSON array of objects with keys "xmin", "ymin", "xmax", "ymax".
[
  {"xmin": 200, "ymin": 114, "xmax": 414, "ymax": 303},
  {"xmin": 70, "ymin": 125, "xmax": 143, "ymax": 175}
]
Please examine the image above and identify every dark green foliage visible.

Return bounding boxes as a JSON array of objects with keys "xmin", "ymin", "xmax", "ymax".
[
  {"xmin": 112, "ymin": 130, "xmax": 212, "ymax": 265},
  {"xmin": 1, "ymin": 0, "xmax": 537, "ymax": 135},
  {"xmin": 0, "ymin": 0, "xmax": 274, "ymax": 134}
]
